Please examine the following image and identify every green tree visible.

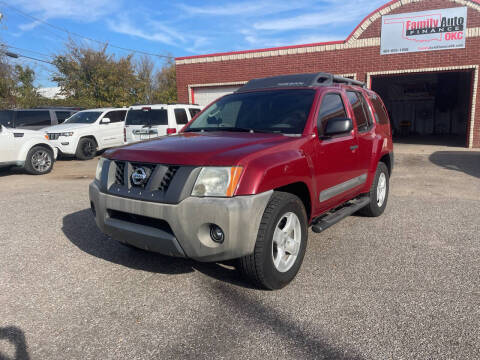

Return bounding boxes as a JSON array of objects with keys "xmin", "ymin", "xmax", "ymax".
[
  {"xmin": 0, "ymin": 52, "xmax": 16, "ymax": 108},
  {"xmin": 152, "ymin": 59, "xmax": 177, "ymax": 104},
  {"xmin": 14, "ymin": 64, "xmax": 41, "ymax": 108},
  {"xmin": 52, "ymin": 42, "xmax": 142, "ymax": 108}
]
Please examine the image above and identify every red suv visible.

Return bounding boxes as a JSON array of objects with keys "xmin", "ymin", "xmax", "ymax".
[{"xmin": 89, "ymin": 72, "xmax": 393, "ymax": 289}]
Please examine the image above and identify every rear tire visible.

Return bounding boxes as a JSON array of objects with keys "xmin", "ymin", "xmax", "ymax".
[
  {"xmin": 24, "ymin": 146, "xmax": 54, "ymax": 175},
  {"xmin": 238, "ymin": 191, "xmax": 308, "ymax": 290},
  {"xmin": 76, "ymin": 137, "xmax": 97, "ymax": 160},
  {"xmin": 358, "ymin": 162, "xmax": 389, "ymax": 217}
]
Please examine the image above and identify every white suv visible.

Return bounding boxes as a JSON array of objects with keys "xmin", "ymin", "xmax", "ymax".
[
  {"xmin": 44, "ymin": 108, "xmax": 127, "ymax": 160},
  {"xmin": 0, "ymin": 125, "xmax": 58, "ymax": 175},
  {"xmin": 124, "ymin": 104, "xmax": 202, "ymax": 144}
]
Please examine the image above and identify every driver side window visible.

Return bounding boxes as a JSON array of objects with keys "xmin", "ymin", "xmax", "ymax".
[{"xmin": 317, "ymin": 93, "xmax": 347, "ymax": 137}]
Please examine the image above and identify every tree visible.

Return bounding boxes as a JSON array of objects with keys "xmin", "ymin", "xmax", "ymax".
[
  {"xmin": 136, "ymin": 55, "xmax": 155, "ymax": 104},
  {"xmin": 13, "ymin": 64, "xmax": 41, "ymax": 108},
  {"xmin": 0, "ymin": 52, "xmax": 16, "ymax": 108},
  {"xmin": 52, "ymin": 42, "xmax": 142, "ymax": 108},
  {"xmin": 152, "ymin": 58, "xmax": 177, "ymax": 104}
]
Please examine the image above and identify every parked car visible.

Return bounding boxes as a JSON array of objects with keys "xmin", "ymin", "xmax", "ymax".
[
  {"xmin": 89, "ymin": 72, "xmax": 393, "ymax": 289},
  {"xmin": 44, "ymin": 108, "xmax": 127, "ymax": 160},
  {"xmin": 124, "ymin": 104, "xmax": 202, "ymax": 144},
  {"xmin": 0, "ymin": 107, "xmax": 81, "ymax": 130},
  {"xmin": 0, "ymin": 125, "xmax": 58, "ymax": 175}
]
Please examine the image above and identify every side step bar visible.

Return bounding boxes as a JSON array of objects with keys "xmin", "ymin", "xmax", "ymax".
[{"xmin": 311, "ymin": 196, "xmax": 370, "ymax": 233}]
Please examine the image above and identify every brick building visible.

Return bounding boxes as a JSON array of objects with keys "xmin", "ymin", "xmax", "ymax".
[{"xmin": 175, "ymin": 0, "xmax": 480, "ymax": 148}]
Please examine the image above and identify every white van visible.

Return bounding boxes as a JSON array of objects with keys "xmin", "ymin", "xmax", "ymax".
[{"xmin": 124, "ymin": 104, "xmax": 202, "ymax": 144}]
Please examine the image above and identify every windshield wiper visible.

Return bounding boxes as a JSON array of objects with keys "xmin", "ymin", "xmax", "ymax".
[{"xmin": 214, "ymin": 127, "xmax": 273, "ymax": 133}]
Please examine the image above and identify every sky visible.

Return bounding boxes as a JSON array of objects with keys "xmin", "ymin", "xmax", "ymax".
[{"xmin": 0, "ymin": 0, "xmax": 387, "ymax": 87}]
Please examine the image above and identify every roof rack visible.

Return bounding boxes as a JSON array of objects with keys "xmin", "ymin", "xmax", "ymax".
[{"xmin": 237, "ymin": 72, "xmax": 366, "ymax": 93}]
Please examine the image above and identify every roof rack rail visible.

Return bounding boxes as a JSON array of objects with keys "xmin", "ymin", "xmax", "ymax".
[{"xmin": 237, "ymin": 72, "xmax": 366, "ymax": 92}]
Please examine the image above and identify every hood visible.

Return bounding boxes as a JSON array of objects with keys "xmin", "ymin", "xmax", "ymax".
[
  {"xmin": 105, "ymin": 132, "xmax": 301, "ymax": 166},
  {"xmin": 43, "ymin": 123, "xmax": 93, "ymax": 132}
]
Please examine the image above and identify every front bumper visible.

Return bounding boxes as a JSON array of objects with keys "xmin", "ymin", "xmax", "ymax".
[
  {"xmin": 48, "ymin": 138, "xmax": 77, "ymax": 155},
  {"xmin": 89, "ymin": 181, "xmax": 272, "ymax": 262}
]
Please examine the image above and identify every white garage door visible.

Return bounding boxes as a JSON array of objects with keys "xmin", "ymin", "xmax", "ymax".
[{"xmin": 193, "ymin": 86, "xmax": 242, "ymax": 106}]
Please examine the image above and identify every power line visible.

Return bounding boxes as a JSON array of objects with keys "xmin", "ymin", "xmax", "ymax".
[
  {"xmin": 2, "ymin": 43, "xmax": 51, "ymax": 58},
  {"xmin": 0, "ymin": 1, "xmax": 174, "ymax": 59},
  {"xmin": 1, "ymin": 50, "xmax": 55, "ymax": 65}
]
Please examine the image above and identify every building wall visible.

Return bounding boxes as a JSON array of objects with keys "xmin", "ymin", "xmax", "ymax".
[{"xmin": 175, "ymin": 0, "xmax": 480, "ymax": 147}]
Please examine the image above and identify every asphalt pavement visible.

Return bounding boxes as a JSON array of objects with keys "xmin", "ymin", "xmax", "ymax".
[{"xmin": 0, "ymin": 144, "xmax": 479, "ymax": 360}]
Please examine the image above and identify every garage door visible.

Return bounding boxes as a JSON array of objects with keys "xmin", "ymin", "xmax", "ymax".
[{"xmin": 192, "ymin": 86, "xmax": 242, "ymax": 106}]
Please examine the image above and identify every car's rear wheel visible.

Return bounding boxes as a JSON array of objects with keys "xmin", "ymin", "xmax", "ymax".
[
  {"xmin": 358, "ymin": 162, "xmax": 389, "ymax": 217},
  {"xmin": 24, "ymin": 146, "xmax": 54, "ymax": 175},
  {"xmin": 238, "ymin": 191, "xmax": 308, "ymax": 290},
  {"xmin": 76, "ymin": 137, "xmax": 97, "ymax": 160}
]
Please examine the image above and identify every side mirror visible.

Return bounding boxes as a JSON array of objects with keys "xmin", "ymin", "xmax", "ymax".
[
  {"xmin": 324, "ymin": 118, "xmax": 353, "ymax": 137},
  {"xmin": 101, "ymin": 117, "xmax": 111, "ymax": 124}
]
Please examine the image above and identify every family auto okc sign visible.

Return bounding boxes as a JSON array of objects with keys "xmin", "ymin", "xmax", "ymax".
[{"xmin": 381, "ymin": 7, "xmax": 467, "ymax": 54}]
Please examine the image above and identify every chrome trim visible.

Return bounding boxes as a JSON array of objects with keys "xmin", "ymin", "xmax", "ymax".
[{"xmin": 319, "ymin": 173, "xmax": 367, "ymax": 202}]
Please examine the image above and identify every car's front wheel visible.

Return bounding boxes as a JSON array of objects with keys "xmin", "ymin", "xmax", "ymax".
[
  {"xmin": 76, "ymin": 137, "xmax": 97, "ymax": 160},
  {"xmin": 24, "ymin": 146, "xmax": 54, "ymax": 175},
  {"xmin": 238, "ymin": 191, "xmax": 308, "ymax": 290}
]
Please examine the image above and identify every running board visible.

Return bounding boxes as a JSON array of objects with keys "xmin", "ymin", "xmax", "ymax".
[{"xmin": 311, "ymin": 196, "xmax": 370, "ymax": 233}]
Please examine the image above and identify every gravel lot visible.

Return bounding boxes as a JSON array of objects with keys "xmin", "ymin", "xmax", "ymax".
[{"xmin": 1, "ymin": 144, "xmax": 479, "ymax": 360}]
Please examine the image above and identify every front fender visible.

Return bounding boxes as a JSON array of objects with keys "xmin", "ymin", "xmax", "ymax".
[{"xmin": 235, "ymin": 149, "xmax": 315, "ymax": 198}]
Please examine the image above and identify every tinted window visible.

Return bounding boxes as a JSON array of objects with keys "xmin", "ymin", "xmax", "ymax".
[
  {"xmin": 0, "ymin": 110, "xmax": 14, "ymax": 127},
  {"xmin": 55, "ymin": 111, "xmax": 72, "ymax": 124},
  {"xmin": 125, "ymin": 109, "xmax": 168, "ymax": 126},
  {"xmin": 15, "ymin": 111, "xmax": 51, "ymax": 127},
  {"xmin": 64, "ymin": 111, "xmax": 103, "ymax": 124},
  {"xmin": 317, "ymin": 93, "xmax": 347, "ymax": 136},
  {"xmin": 174, "ymin": 108, "xmax": 188, "ymax": 125},
  {"xmin": 104, "ymin": 110, "xmax": 126, "ymax": 123},
  {"xmin": 186, "ymin": 89, "xmax": 315, "ymax": 134},
  {"xmin": 188, "ymin": 108, "xmax": 201, "ymax": 119},
  {"xmin": 346, "ymin": 91, "xmax": 372, "ymax": 131},
  {"xmin": 369, "ymin": 94, "xmax": 390, "ymax": 125}
]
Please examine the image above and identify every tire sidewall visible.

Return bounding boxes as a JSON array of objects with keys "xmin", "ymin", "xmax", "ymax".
[
  {"xmin": 77, "ymin": 138, "xmax": 97, "ymax": 160},
  {"xmin": 259, "ymin": 195, "xmax": 308, "ymax": 289},
  {"xmin": 25, "ymin": 146, "xmax": 54, "ymax": 175},
  {"xmin": 370, "ymin": 163, "xmax": 389, "ymax": 216}
]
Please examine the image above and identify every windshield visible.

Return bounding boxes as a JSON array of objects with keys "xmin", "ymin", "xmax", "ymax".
[
  {"xmin": 0, "ymin": 110, "xmax": 14, "ymax": 127},
  {"xmin": 125, "ymin": 109, "xmax": 168, "ymax": 126},
  {"xmin": 185, "ymin": 89, "xmax": 315, "ymax": 134},
  {"xmin": 64, "ymin": 111, "xmax": 102, "ymax": 124}
]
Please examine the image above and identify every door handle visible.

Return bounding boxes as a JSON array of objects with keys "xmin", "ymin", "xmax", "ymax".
[{"xmin": 350, "ymin": 145, "xmax": 359, "ymax": 151}]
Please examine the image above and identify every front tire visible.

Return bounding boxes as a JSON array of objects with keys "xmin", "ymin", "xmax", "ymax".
[
  {"xmin": 238, "ymin": 191, "xmax": 308, "ymax": 290},
  {"xmin": 24, "ymin": 146, "xmax": 54, "ymax": 175},
  {"xmin": 76, "ymin": 137, "xmax": 97, "ymax": 160},
  {"xmin": 358, "ymin": 162, "xmax": 389, "ymax": 217}
]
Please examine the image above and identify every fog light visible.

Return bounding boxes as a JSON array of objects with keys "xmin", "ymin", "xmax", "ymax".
[{"xmin": 209, "ymin": 224, "xmax": 224, "ymax": 243}]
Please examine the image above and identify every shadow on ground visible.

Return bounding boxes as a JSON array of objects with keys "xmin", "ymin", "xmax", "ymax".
[
  {"xmin": 429, "ymin": 151, "xmax": 480, "ymax": 178},
  {"xmin": 0, "ymin": 326, "xmax": 30, "ymax": 360},
  {"xmin": 62, "ymin": 209, "xmax": 256, "ymax": 289}
]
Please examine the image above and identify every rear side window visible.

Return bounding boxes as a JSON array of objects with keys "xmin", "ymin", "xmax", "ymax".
[
  {"xmin": 346, "ymin": 91, "xmax": 372, "ymax": 131},
  {"xmin": 369, "ymin": 94, "xmax": 390, "ymax": 125},
  {"xmin": 15, "ymin": 111, "xmax": 51, "ymax": 127},
  {"xmin": 55, "ymin": 111, "xmax": 72, "ymax": 124},
  {"xmin": 0, "ymin": 110, "xmax": 14, "ymax": 127},
  {"xmin": 317, "ymin": 93, "xmax": 347, "ymax": 136},
  {"xmin": 188, "ymin": 108, "xmax": 201, "ymax": 119},
  {"xmin": 125, "ymin": 109, "xmax": 168, "ymax": 126},
  {"xmin": 174, "ymin": 108, "xmax": 188, "ymax": 125},
  {"xmin": 105, "ymin": 110, "xmax": 126, "ymax": 123}
]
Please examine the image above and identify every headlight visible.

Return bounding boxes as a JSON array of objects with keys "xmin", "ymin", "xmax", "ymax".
[
  {"xmin": 60, "ymin": 132, "xmax": 74, "ymax": 137},
  {"xmin": 95, "ymin": 158, "xmax": 106, "ymax": 181},
  {"xmin": 192, "ymin": 167, "xmax": 243, "ymax": 197}
]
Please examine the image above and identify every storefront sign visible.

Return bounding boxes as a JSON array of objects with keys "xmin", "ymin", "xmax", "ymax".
[{"xmin": 381, "ymin": 7, "xmax": 467, "ymax": 55}]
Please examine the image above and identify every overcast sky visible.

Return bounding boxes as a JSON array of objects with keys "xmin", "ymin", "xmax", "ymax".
[{"xmin": 1, "ymin": 0, "xmax": 387, "ymax": 87}]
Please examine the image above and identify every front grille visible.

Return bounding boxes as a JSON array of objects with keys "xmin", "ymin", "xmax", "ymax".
[
  {"xmin": 111, "ymin": 161, "xmax": 179, "ymax": 193},
  {"xmin": 48, "ymin": 133, "xmax": 60, "ymax": 140},
  {"xmin": 158, "ymin": 166, "xmax": 178, "ymax": 192},
  {"xmin": 107, "ymin": 209, "xmax": 174, "ymax": 235},
  {"xmin": 114, "ymin": 161, "xmax": 125, "ymax": 185}
]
